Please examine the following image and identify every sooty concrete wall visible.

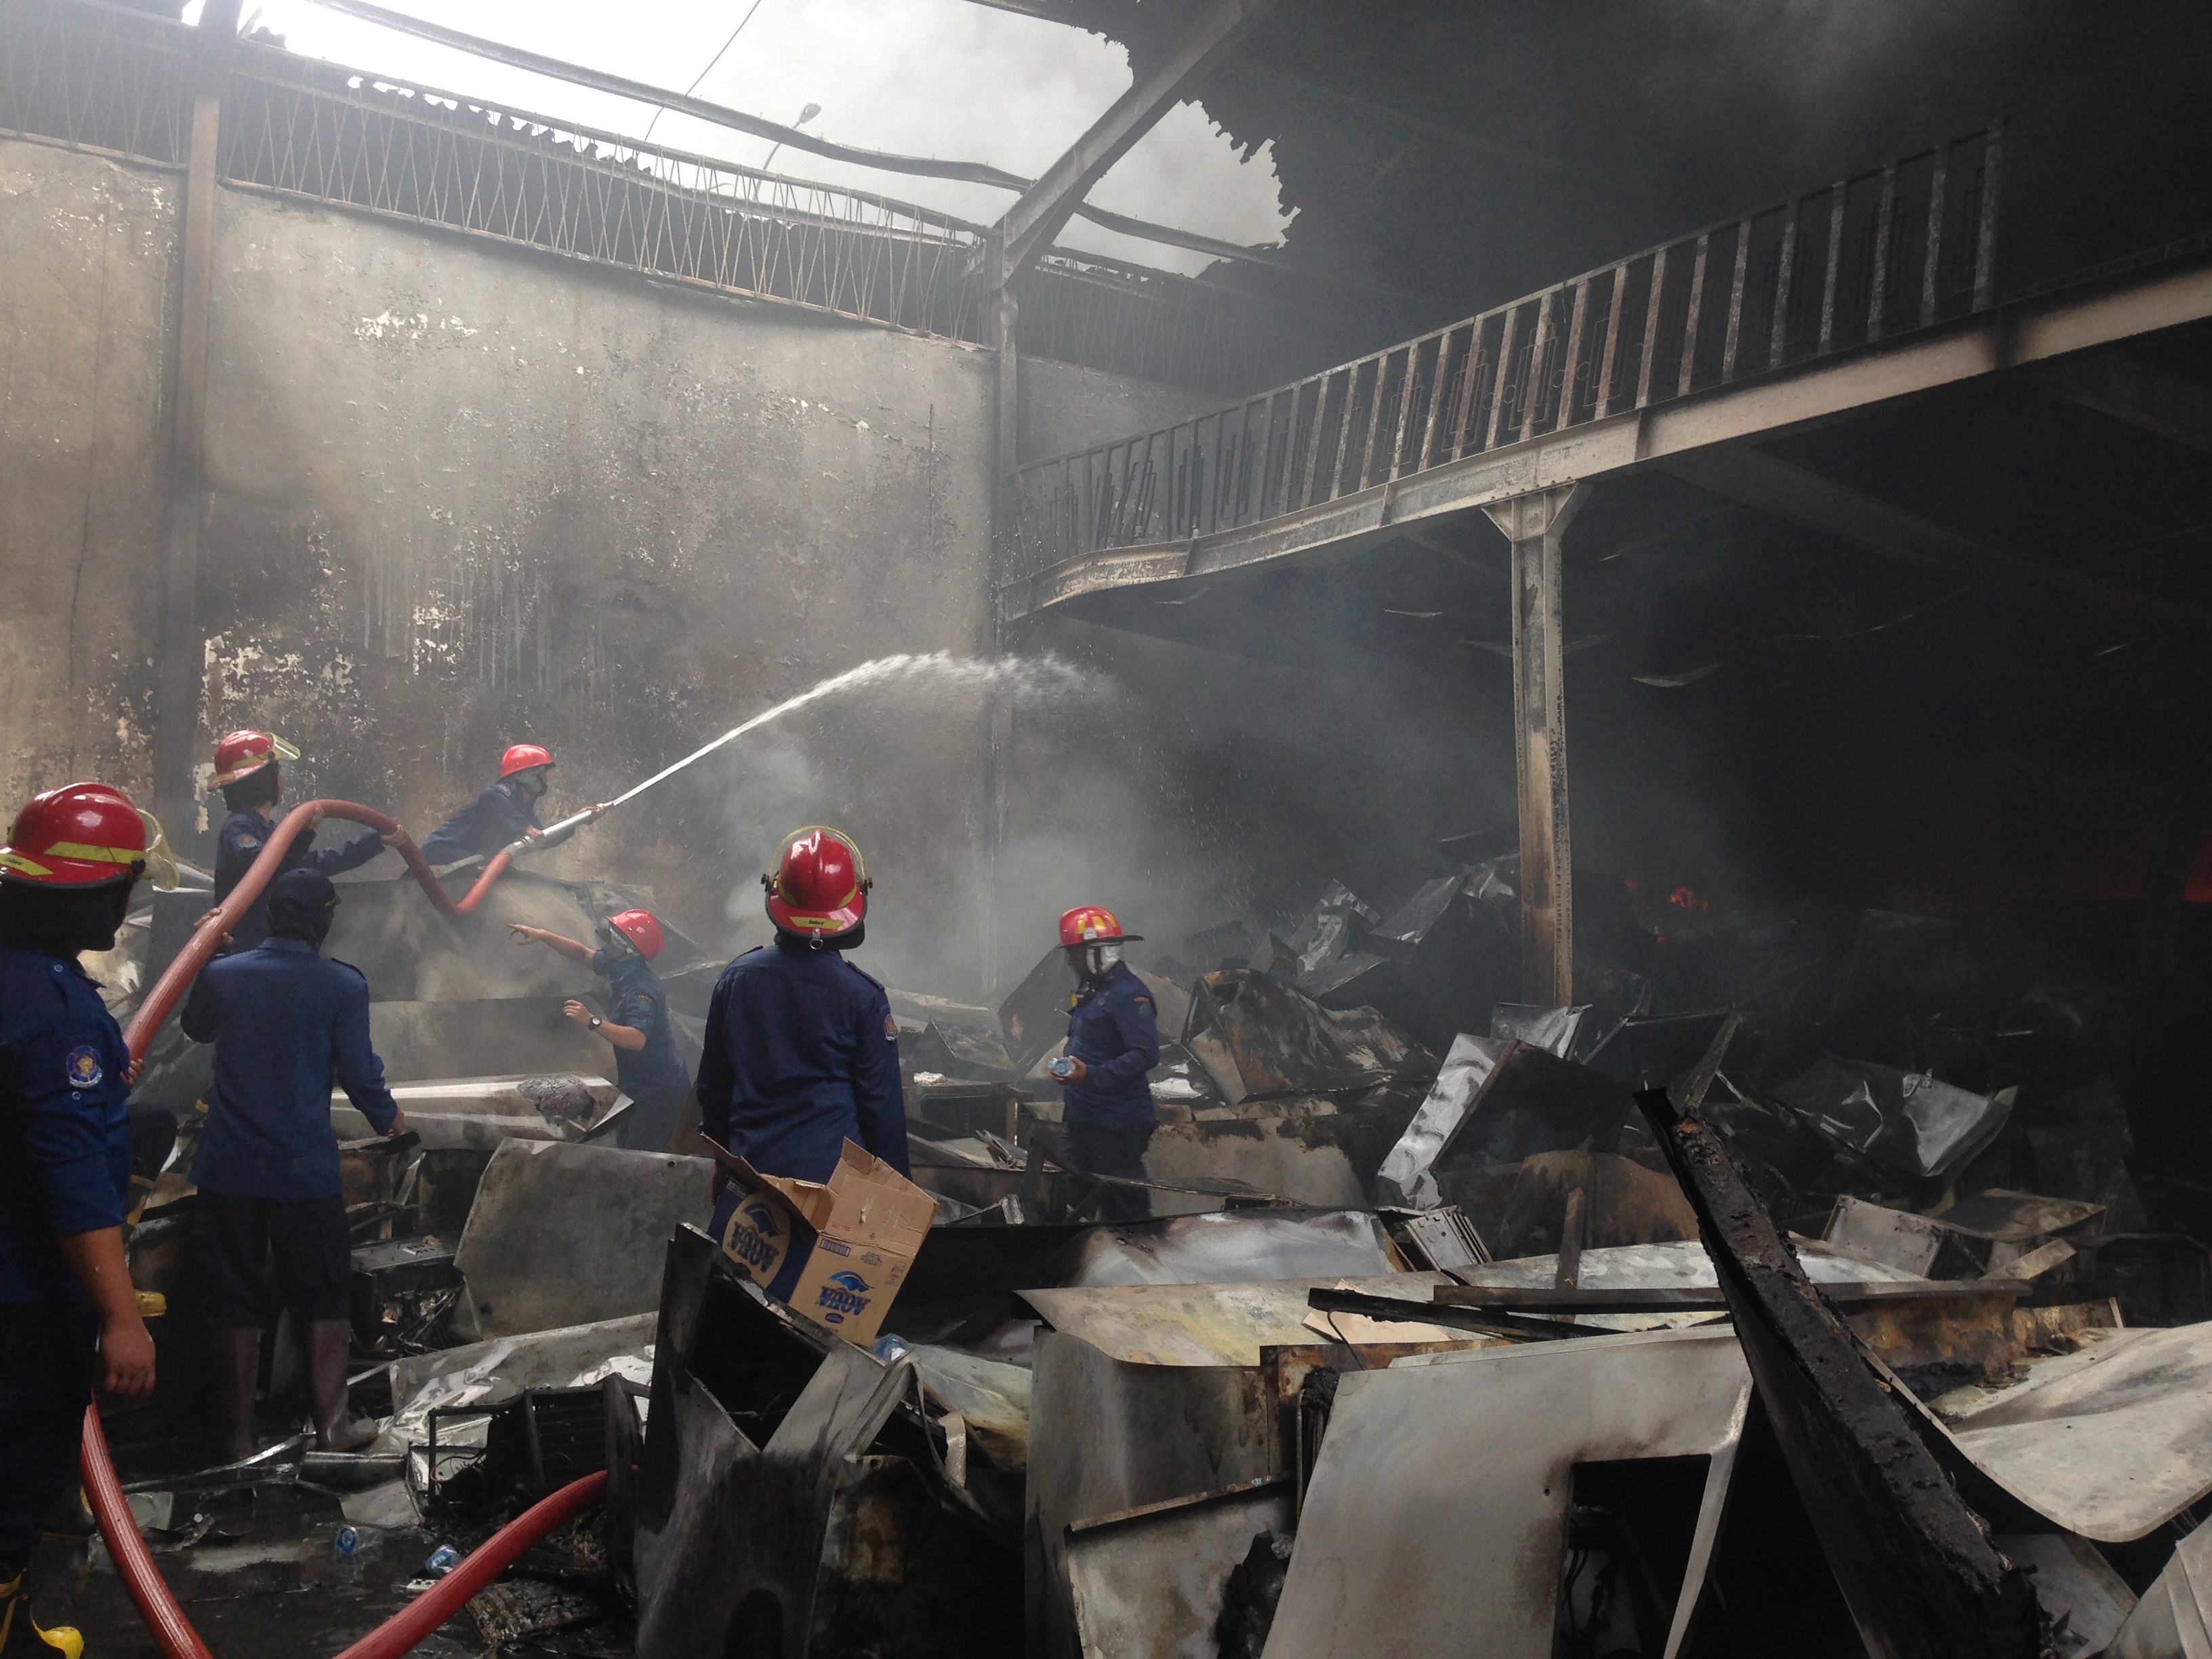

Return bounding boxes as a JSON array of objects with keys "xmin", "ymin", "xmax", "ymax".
[
  {"xmin": 0, "ymin": 140, "xmax": 1017, "ymax": 985},
  {"xmin": 196, "ymin": 180, "xmax": 1002, "ymax": 971},
  {"xmin": 0, "ymin": 146, "xmax": 176, "ymax": 801},
  {"xmin": 0, "ymin": 140, "xmax": 1285, "ymax": 998}
]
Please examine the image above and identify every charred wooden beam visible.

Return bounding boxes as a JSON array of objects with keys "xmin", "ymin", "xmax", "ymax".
[
  {"xmin": 994, "ymin": 0, "xmax": 1277, "ymax": 282},
  {"xmin": 1305, "ymin": 1286, "xmax": 1597, "ymax": 1344},
  {"xmin": 1428, "ymin": 1282, "xmax": 2026, "ymax": 1315},
  {"xmin": 151, "ymin": 0, "xmax": 244, "ymax": 832},
  {"xmin": 1633, "ymin": 1085, "xmax": 2042, "ymax": 1659},
  {"xmin": 1481, "ymin": 484, "xmax": 1589, "ymax": 1006},
  {"xmin": 1660, "ymin": 443, "xmax": 2212, "ymax": 635}
]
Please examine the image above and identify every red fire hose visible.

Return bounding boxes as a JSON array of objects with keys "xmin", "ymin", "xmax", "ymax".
[
  {"xmin": 86, "ymin": 801, "xmax": 594, "ymax": 1659},
  {"xmin": 124, "ymin": 800, "xmax": 514, "ymax": 1058},
  {"xmin": 79, "ymin": 1409, "xmax": 214, "ymax": 1659},
  {"xmin": 82, "ymin": 1405, "xmax": 606, "ymax": 1659},
  {"xmin": 329, "ymin": 1473, "xmax": 608, "ymax": 1659}
]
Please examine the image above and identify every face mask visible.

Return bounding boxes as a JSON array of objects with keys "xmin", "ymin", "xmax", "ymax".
[
  {"xmin": 1084, "ymin": 943, "xmax": 1121, "ymax": 979},
  {"xmin": 595, "ymin": 918, "xmax": 635, "ymax": 959}
]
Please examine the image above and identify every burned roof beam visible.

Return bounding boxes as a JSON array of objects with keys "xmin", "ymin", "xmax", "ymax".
[
  {"xmin": 299, "ymin": 0, "xmax": 1299, "ymax": 277},
  {"xmin": 956, "ymin": 0, "xmax": 1134, "ymax": 28},
  {"xmin": 305, "ymin": 0, "xmax": 1029, "ymax": 188},
  {"xmin": 991, "ymin": 0, "xmax": 1279, "ymax": 285},
  {"xmin": 1661, "ymin": 442, "xmax": 2212, "ymax": 634},
  {"xmin": 2039, "ymin": 351, "xmax": 2212, "ymax": 453}
]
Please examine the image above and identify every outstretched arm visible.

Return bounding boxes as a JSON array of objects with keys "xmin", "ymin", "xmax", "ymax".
[{"xmin": 510, "ymin": 924, "xmax": 593, "ymax": 964}]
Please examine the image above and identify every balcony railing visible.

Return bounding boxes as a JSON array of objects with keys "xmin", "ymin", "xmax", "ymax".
[{"xmin": 1004, "ymin": 127, "xmax": 2003, "ymax": 583}]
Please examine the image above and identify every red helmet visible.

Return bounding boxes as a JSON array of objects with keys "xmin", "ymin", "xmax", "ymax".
[
  {"xmin": 0, "ymin": 782, "xmax": 163, "ymax": 888},
  {"xmin": 607, "ymin": 908, "xmax": 665, "ymax": 960},
  {"xmin": 762, "ymin": 826, "xmax": 869, "ymax": 941},
  {"xmin": 211, "ymin": 729, "xmax": 298, "ymax": 790},
  {"xmin": 1059, "ymin": 905, "xmax": 1141, "ymax": 947},
  {"xmin": 500, "ymin": 744, "xmax": 554, "ymax": 780}
]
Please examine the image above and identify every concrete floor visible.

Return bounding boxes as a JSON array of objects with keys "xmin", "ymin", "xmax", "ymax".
[{"xmin": 30, "ymin": 1440, "xmax": 630, "ymax": 1659}]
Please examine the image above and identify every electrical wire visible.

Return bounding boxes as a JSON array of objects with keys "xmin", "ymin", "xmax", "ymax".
[{"xmin": 642, "ymin": 0, "xmax": 766, "ymax": 144}]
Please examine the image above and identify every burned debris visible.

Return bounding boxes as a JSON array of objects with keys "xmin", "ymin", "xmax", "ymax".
[
  {"xmin": 53, "ymin": 842, "xmax": 2212, "ymax": 1659},
  {"xmin": 7, "ymin": 0, "xmax": 2211, "ymax": 1655}
]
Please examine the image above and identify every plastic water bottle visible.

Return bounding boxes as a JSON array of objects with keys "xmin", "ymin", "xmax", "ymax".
[
  {"xmin": 1047, "ymin": 1057, "xmax": 1076, "ymax": 1080},
  {"xmin": 871, "ymin": 1333, "xmax": 911, "ymax": 1364},
  {"xmin": 335, "ymin": 1525, "xmax": 361, "ymax": 1557},
  {"xmin": 424, "ymin": 1544, "xmax": 461, "ymax": 1576}
]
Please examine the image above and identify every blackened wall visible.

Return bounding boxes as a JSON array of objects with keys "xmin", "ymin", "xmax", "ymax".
[{"xmin": 0, "ymin": 140, "xmax": 1234, "ymax": 994}]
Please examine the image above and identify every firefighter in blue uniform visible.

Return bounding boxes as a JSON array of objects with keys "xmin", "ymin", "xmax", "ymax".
[
  {"xmin": 697, "ymin": 827, "xmax": 908, "ymax": 1186},
  {"xmin": 1054, "ymin": 905, "xmax": 1160, "ymax": 1223},
  {"xmin": 208, "ymin": 731, "xmax": 386, "ymax": 951},
  {"xmin": 0, "ymin": 782, "xmax": 174, "ymax": 1658},
  {"xmin": 419, "ymin": 744, "xmax": 560, "ymax": 866},
  {"xmin": 508, "ymin": 909, "xmax": 691, "ymax": 1152},
  {"xmin": 181, "ymin": 869, "xmax": 403, "ymax": 1460}
]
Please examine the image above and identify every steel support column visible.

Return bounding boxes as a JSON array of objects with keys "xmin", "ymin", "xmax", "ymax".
[
  {"xmin": 1483, "ymin": 484, "xmax": 1589, "ymax": 1006},
  {"xmin": 152, "ymin": 0, "xmax": 242, "ymax": 835}
]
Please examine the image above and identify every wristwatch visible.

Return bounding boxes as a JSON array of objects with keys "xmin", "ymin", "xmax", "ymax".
[{"xmin": 589, "ymin": 1016, "xmax": 602, "ymax": 1030}]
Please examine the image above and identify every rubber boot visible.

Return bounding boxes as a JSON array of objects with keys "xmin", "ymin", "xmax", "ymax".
[
  {"xmin": 213, "ymin": 1326, "xmax": 262, "ymax": 1463},
  {"xmin": 0, "ymin": 1572, "xmax": 84, "ymax": 1659},
  {"xmin": 307, "ymin": 1321, "xmax": 377, "ymax": 1452}
]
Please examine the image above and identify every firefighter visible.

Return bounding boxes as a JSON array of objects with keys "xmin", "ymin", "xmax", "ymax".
[
  {"xmin": 180, "ymin": 869, "xmax": 403, "ymax": 1459},
  {"xmin": 508, "ymin": 909, "xmax": 692, "ymax": 1152},
  {"xmin": 419, "ymin": 745, "xmax": 601, "ymax": 867},
  {"xmin": 0, "ymin": 783, "xmax": 173, "ymax": 1657},
  {"xmin": 696, "ymin": 827, "xmax": 907, "ymax": 1185},
  {"xmin": 209, "ymin": 731, "xmax": 388, "ymax": 951},
  {"xmin": 1054, "ymin": 905, "xmax": 1160, "ymax": 1222}
]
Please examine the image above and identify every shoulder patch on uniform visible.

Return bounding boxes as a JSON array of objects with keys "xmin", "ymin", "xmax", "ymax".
[
  {"xmin": 66, "ymin": 1045, "xmax": 104, "ymax": 1090},
  {"xmin": 1132, "ymin": 996, "xmax": 1155, "ymax": 1015},
  {"xmin": 884, "ymin": 1013, "xmax": 899, "ymax": 1041},
  {"xmin": 235, "ymin": 835, "xmax": 260, "ymax": 852}
]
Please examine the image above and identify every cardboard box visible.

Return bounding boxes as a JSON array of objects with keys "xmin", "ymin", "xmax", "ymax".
[{"xmin": 708, "ymin": 1139, "xmax": 938, "ymax": 1346}]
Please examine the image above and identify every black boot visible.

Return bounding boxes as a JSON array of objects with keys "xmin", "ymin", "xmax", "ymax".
[
  {"xmin": 212, "ymin": 1327, "xmax": 262, "ymax": 1462},
  {"xmin": 307, "ymin": 1322, "xmax": 376, "ymax": 1452},
  {"xmin": 0, "ymin": 1572, "xmax": 82, "ymax": 1659}
]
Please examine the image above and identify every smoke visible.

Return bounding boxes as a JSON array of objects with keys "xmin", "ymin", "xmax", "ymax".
[{"xmin": 683, "ymin": 651, "xmax": 1127, "ymax": 998}]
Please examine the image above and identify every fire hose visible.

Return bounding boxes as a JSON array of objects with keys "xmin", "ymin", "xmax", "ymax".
[
  {"xmin": 122, "ymin": 800, "xmax": 529, "ymax": 1058},
  {"xmin": 82, "ymin": 802, "xmax": 608, "ymax": 1659}
]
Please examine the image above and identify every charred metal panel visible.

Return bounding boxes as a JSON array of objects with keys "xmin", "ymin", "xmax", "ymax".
[
  {"xmin": 1026, "ymin": 1330, "xmax": 1279, "ymax": 1659},
  {"xmin": 453, "ymin": 1139, "xmax": 712, "ymax": 1339},
  {"xmin": 1635, "ymin": 1087, "xmax": 2042, "ymax": 1658},
  {"xmin": 1265, "ymin": 1327, "xmax": 1750, "ymax": 1659},
  {"xmin": 634, "ymin": 1229, "xmax": 1019, "ymax": 1659}
]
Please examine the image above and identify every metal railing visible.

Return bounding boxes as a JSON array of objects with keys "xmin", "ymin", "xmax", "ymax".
[
  {"xmin": 0, "ymin": 0, "xmax": 1330, "ymax": 394},
  {"xmin": 1004, "ymin": 127, "xmax": 2005, "ymax": 583},
  {"xmin": 219, "ymin": 44, "xmax": 987, "ymax": 340},
  {"xmin": 0, "ymin": 0, "xmax": 194, "ymax": 165}
]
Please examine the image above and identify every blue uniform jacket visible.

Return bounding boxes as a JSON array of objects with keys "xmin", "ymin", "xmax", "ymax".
[
  {"xmin": 419, "ymin": 779, "xmax": 542, "ymax": 866},
  {"xmin": 1063, "ymin": 962, "xmax": 1161, "ymax": 1128},
  {"xmin": 213, "ymin": 808, "xmax": 383, "ymax": 951},
  {"xmin": 592, "ymin": 947, "xmax": 690, "ymax": 1105},
  {"xmin": 181, "ymin": 938, "xmax": 399, "ymax": 1199},
  {"xmin": 0, "ymin": 946, "xmax": 133, "ymax": 1303},
  {"xmin": 696, "ymin": 939, "xmax": 908, "ymax": 1184}
]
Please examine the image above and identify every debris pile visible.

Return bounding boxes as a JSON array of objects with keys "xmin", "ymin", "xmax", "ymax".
[{"xmin": 73, "ymin": 861, "xmax": 2212, "ymax": 1658}]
